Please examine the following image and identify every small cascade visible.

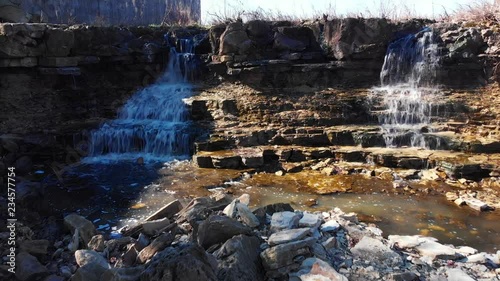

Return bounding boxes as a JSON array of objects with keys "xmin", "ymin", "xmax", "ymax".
[
  {"xmin": 372, "ymin": 28, "xmax": 442, "ymax": 148},
  {"xmin": 85, "ymin": 39, "xmax": 198, "ymax": 162}
]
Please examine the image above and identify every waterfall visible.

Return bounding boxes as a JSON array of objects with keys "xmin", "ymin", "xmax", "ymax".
[
  {"xmin": 372, "ymin": 28, "xmax": 441, "ymax": 148},
  {"xmin": 84, "ymin": 39, "xmax": 197, "ymax": 163}
]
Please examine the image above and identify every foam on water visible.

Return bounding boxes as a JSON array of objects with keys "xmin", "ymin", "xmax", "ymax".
[
  {"xmin": 84, "ymin": 39, "xmax": 197, "ymax": 163},
  {"xmin": 372, "ymin": 28, "xmax": 441, "ymax": 148}
]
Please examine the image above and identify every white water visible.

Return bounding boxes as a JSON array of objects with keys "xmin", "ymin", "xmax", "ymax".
[
  {"xmin": 373, "ymin": 28, "xmax": 441, "ymax": 148},
  {"xmin": 84, "ymin": 39, "xmax": 197, "ymax": 163}
]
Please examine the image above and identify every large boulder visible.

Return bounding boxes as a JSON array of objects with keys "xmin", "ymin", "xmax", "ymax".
[
  {"xmin": 209, "ymin": 23, "xmax": 226, "ymax": 54},
  {"xmin": 141, "ymin": 244, "xmax": 218, "ymax": 281},
  {"xmin": 64, "ymin": 214, "xmax": 97, "ymax": 247},
  {"xmin": 324, "ymin": 18, "xmax": 426, "ymax": 60},
  {"xmin": 215, "ymin": 235, "xmax": 265, "ymax": 281},
  {"xmin": 218, "ymin": 22, "xmax": 253, "ymax": 55},
  {"xmin": 246, "ymin": 20, "xmax": 273, "ymax": 47},
  {"xmin": 15, "ymin": 252, "xmax": 48, "ymax": 281},
  {"xmin": 197, "ymin": 215, "xmax": 252, "ymax": 249},
  {"xmin": 351, "ymin": 236, "xmax": 402, "ymax": 266},
  {"xmin": 273, "ymin": 26, "xmax": 320, "ymax": 52}
]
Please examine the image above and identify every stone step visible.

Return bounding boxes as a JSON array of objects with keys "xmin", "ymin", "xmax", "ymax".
[
  {"xmin": 196, "ymin": 124, "xmax": 500, "ymax": 154},
  {"xmin": 193, "ymin": 146, "xmax": 500, "ymax": 180}
]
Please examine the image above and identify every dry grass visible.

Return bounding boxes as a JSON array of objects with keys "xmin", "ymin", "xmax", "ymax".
[{"xmin": 440, "ymin": 0, "xmax": 499, "ymax": 24}]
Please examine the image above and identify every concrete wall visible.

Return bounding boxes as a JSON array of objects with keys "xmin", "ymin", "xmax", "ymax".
[{"xmin": 19, "ymin": 0, "xmax": 200, "ymax": 25}]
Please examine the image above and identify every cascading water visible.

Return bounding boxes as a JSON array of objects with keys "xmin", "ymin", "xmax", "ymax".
[
  {"xmin": 372, "ymin": 28, "xmax": 441, "ymax": 148},
  {"xmin": 84, "ymin": 38, "xmax": 197, "ymax": 163}
]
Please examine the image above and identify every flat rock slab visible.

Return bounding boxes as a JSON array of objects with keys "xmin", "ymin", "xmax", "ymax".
[
  {"xmin": 320, "ymin": 220, "xmax": 340, "ymax": 232},
  {"xmin": 271, "ymin": 211, "xmax": 300, "ymax": 231},
  {"xmin": 293, "ymin": 258, "xmax": 348, "ymax": 281},
  {"xmin": 197, "ymin": 215, "xmax": 252, "ymax": 249},
  {"xmin": 446, "ymin": 268, "xmax": 475, "ymax": 281},
  {"xmin": 268, "ymin": 228, "xmax": 311, "ymax": 246},
  {"xmin": 299, "ymin": 212, "xmax": 321, "ymax": 228},
  {"xmin": 261, "ymin": 237, "xmax": 316, "ymax": 270},
  {"xmin": 415, "ymin": 240, "xmax": 458, "ymax": 261},
  {"xmin": 351, "ymin": 236, "xmax": 402, "ymax": 266}
]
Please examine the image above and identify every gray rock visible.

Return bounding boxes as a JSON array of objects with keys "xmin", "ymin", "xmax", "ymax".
[
  {"xmin": 100, "ymin": 266, "xmax": 144, "ymax": 281},
  {"xmin": 270, "ymin": 211, "xmax": 300, "ymax": 231},
  {"xmin": 260, "ymin": 237, "xmax": 316, "ymax": 270},
  {"xmin": 320, "ymin": 220, "xmax": 340, "ymax": 232},
  {"xmin": 64, "ymin": 214, "xmax": 97, "ymax": 246},
  {"xmin": 137, "ymin": 233, "xmax": 174, "ymax": 264},
  {"xmin": 236, "ymin": 203, "xmax": 260, "ymax": 228},
  {"xmin": 322, "ymin": 237, "xmax": 337, "ymax": 249},
  {"xmin": 16, "ymin": 252, "xmax": 48, "ymax": 281},
  {"xmin": 74, "ymin": 250, "xmax": 111, "ymax": 269},
  {"xmin": 414, "ymin": 239, "xmax": 458, "ymax": 261},
  {"xmin": 465, "ymin": 253, "xmax": 487, "ymax": 263},
  {"xmin": 19, "ymin": 239, "xmax": 49, "ymax": 255},
  {"xmin": 197, "ymin": 215, "xmax": 252, "ymax": 249},
  {"xmin": 141, "ymin": 217, "xmax": 170, "ymax": 236},
  {"xmin": 446, "ymin": 268, "xmax": 475, "ymax": 281},
  {"xmin": 392, "ymin": 272, "xmax": 419, "ymax": 281},
  {"xmin": 216, "ymin": 235, "xmax": 264, "ymax": 281},
  {"xmin": 70, "ymin": 262, "xmax": 108, "ymax": 281},
  {"xmin": 145, "ymin": 199, "xmax": 183, "ymax": 221},
  {"xmin": 351, "ymin": 236, "xmax": 402, "ymax": 266},
  {"xmin": 293, "ymin": 258, "xmax": 348, "ymax": 281},
  {"xmin": 141, "ymin": 244, "xmax": 217, "ymax": 281},
  {"xmin": 268, "ymin": 228, "xmax": 311, "ymax": 246},
  {"xmin": 223, "ymin": 199, "xmax": 239, "ymax": 218},
  {"xmin": 87, "ymin": 235, "xmax": 105, "ymax": 252},
  {"xmin": 299, "ymin": 212, "xmax": 321, "ymax": 228}
]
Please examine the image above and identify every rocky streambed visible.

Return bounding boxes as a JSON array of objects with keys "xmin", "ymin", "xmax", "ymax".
[{"xmin": 3, "ymin": 190, "xmax": 500, "ymax": 281}]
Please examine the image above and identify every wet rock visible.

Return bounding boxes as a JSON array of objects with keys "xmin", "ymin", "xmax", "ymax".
[
  {"xmin": 237, "ymin": 193, "xmax": 250, "ymax": 205},
  {"xmin": 75, "ymin": 250, "xmax": 111, "ymax": 269},
  {"xmin": 463, "ymin": 197, "xmax": 492, "ymax": 211},
  {"xmin": 351, "ymin": 236, "xmax": 402, "ymax": 266},
  {"xmin": 261, "ymin": 237, "xmax": 316, "ymax": 273},
  {"xmin": 292, "ymin": 257, "xmax": 348, "ymax": 281},
  {"xmin": 141, "ymin": 244, "xmax": 217, "ymax": 281},
  {"xmin": 445, "ymin": 192, "xmax": 459, "ymax": 201},
  {"xmin": 212, "ymin": 155, "xmax": 242, "ymax": 169},
  {"xmin": 236, "ymin": 203, "xmax": 260, "ymax": 228},
  {"xmin": 87, "ymin": 235, "xmax": 105, "ymax": 252},
  {"xmin": 215, "ymin": 235, "xmax": 264, "ymax": 281},
  {"xmin": 268, "ymin": 228, "xmax": 311, "ymax": 246},
  {"xmin": 19, "ymin": 239, "xmax": 49, "ymax": 256},
  {"xmin": 270, "ymin": 211, "xmax": 300, "ymax": 231},
  {"xmin": 16, "ymin": 252, "xmax": 48, "ymax": 281},
  {"xmin": 64, "ymin": 214, "xmax": 97, "ymax": 246},
  {"xmin": 145, "ymin": 199, "xmax": 183, "ymax": 221},
  {"xmin": 197, "ymin": 215, "xmax": 252, "ymax": 249},
  {"xmin": 137, "ymin": 232, "xmax": 174, "ymax": 264},
  {"xmin": 415, "ymin": 239, "xmax": 458, "ymax": 261}
]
